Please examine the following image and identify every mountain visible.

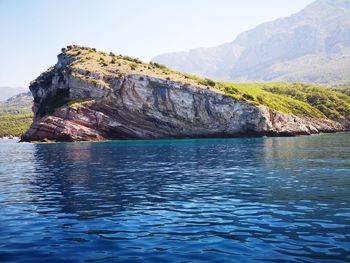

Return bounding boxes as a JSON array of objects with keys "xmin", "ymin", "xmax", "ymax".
[
  {"xmin": 153, "ymin": 0, "xmax": 350, "ymax": 85},
  {"xmin": 21, "ymin": 46, "xmax": 349, "ymax": 142},
  {"xmin": 0, "ymin": 87, "xmax": 29, "ymax": 101},
  {"xmin": 0, "ymin": 92, "xmax": 32, "ymax": 114},
  {"xmin": 0, "ymin": 92, "xmax": 33, "ymax": 137}
]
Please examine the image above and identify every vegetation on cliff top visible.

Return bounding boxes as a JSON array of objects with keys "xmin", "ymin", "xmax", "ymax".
[
  {"xmin": 218, "ymin": 83, "xmax": 350, "ymax": 120},
  {"xmin": 27, "ymin": 45, "xmax": 349, "ymax": 122},
  {"xmin": 336, "ymin": 86, "xmax": 350, "ymax": 96},
  {"xmin": 59, "ymin": 45, "xmax": 350, "ymax": 120}
]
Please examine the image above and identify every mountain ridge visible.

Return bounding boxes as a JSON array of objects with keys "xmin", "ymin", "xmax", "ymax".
[
  {"xmin": 0, "ymin": 87, "xmax": 29, "ymax": 101},
  {"xmin": 153, "ymin": 0, "xmax": 350, "ymax": 85}
]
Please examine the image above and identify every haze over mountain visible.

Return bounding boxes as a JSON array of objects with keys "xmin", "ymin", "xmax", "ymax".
[
  {"xmin": 0, "ymin": 87, "xmax": 28, "ymax": 101},
  {"xmin": 153, "ymin": 0, "xmax": 350, "ymax": 85}
]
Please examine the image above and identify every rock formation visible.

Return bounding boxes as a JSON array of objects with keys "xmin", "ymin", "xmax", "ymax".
[{"xmin": 21, "ymin": 46, "xmax": 349, "ymax": 142}]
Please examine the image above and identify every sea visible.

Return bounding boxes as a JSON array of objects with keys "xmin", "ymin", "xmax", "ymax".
[{"xmin": 0, "ymin": 133, "xmax": 349, "ymax": 262}]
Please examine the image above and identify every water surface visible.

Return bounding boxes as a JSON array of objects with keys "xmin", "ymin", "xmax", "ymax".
[{"xmin": 0, "ymin": 133, "xmax": 350, "ymax": 262}]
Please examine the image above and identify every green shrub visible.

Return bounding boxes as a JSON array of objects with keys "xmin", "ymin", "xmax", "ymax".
[
  {"xmin": 0, "ymin": 114, "xmax": 33, "ymax": 137},
  {"xmin": 150, "ymin": 62, "xmax": 168, "ymax": 70},
  {"xmin": 217, "ymin": 82, "xmax": 350, "ymax": 119},
  {"xmin": 199, "ymin": 78, "xmax": 216, "ymax": 87},
  {"xmin": 242, "ymin": 94, "xmax": 255, "ymax": 101}
]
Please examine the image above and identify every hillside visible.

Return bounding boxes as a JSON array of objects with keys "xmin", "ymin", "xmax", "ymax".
[
  {"xmin": 21, "ymin": 46, "xmax": 349, "ymax": 142},
  {"xmin": 0, "ymin": 92, "xmax": 33, "ymax": 137},
  {"xmin": 30, "ymin": 46, "xmax": 350, "ymax": 120},
  {"xmin": 0, "ymin": 87, "xmax": 28, "ymax": 101},
  {"xmin": 153, "ymin": 0, "xmax": 350, "ymax": 85}
]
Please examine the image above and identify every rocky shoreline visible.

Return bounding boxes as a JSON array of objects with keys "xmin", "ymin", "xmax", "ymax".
[{"xmin": 21, "ymin": 47, "xmax": 349, "ymax": 142}]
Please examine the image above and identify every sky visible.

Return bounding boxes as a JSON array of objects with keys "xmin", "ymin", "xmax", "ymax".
[{"xmin": 0, "ymin": 0, "xmax": 315, "ymax": 88}]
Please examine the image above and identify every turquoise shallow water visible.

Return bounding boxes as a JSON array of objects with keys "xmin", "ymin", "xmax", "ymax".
[{"xmin": 0, "ymin": 133, "xmax": 350, "ymax": 262}]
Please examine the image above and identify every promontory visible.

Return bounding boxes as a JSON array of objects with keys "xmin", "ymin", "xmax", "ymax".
[{"xmin": 21, "ymin": 46, "xmax": 350, "ymax": 142}]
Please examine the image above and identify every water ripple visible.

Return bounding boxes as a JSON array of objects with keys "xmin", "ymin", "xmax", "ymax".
[{"xmin": 0, "ymin": 134, "xmax": 350, "ymax": 262}]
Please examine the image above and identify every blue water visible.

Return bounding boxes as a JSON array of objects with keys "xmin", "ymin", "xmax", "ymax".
[{"xmin": 0, "ymin": 133, "xmax": 350, "ymax": 262}]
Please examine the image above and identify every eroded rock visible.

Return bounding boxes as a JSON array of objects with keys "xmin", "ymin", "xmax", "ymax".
[{"xmin": 21, "ymin": 48, "xmax": 349, "ymax": 142}]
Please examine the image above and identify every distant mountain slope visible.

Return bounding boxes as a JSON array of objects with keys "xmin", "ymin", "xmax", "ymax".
[
  {"xmin": 0, "ymin": 92, "xmax": 33, "ymax": 137},
  {"xmin": 0, "ymin": 87, "xmax": 28, "ymax": 101},
  {"xmin": 0, "ymin": 92, "xmax": 32, "ymax": 114},
  {"xmin": 153, "ymin": 0, "xmax": 350, "ymax": 85}
]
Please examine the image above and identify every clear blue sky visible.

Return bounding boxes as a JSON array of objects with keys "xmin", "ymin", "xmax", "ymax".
[{"xmin": 0, "ymin": 0, "xmax": 314, "ymax": 88}]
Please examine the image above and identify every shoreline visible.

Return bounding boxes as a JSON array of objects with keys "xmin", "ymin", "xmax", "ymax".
[{"xmin": 18, "ymin": 130, "xmax": 350, "ymax": 144}]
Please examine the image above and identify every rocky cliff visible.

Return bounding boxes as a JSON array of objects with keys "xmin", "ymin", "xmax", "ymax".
[{"xmin": 21, "ymin": 46, "xmax": 349, "ymax": 142}]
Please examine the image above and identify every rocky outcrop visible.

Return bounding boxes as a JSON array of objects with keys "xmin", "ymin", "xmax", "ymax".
[{"xmin": 21, "ymin": 48, "xmax": 348, "ymax": 142}]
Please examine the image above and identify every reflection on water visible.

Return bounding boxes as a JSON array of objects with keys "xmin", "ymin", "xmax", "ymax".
[{"xmin": 0, "ymin": 133, "xmax": 350, "ymax": 262}]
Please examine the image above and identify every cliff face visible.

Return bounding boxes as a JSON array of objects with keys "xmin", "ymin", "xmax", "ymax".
[{"xmin": 21, "ymin": 47, "xmax": 348, "ymax": 142}]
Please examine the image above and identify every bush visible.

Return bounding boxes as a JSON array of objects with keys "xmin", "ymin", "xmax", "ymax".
[
  {"xmin": 122, "ymin": 56, "xmax": 142, "ymax": 64},
  {"xmin": 199, "ymin": 78, "xmax": 216, "ymax": 87},
  {"xmin": 111, "ymin": 58, "xmax": 116, "ymax": 64},
  {"xmin": 242, "ymin": 94, "xmax": 255, "ymax": 101},
  {"xmin": 130, "ymin": 63, "xmax": 137, "ymax": 70},
  {"xmin": 206, "ymin": 78, "xmax": 216, "ymax": 87},
  {"xmin": 110, "ymin": 52, "xmax": 115, "ymax": 56},
  {"xmin": 150, "ymin": 62, "xmax": 168, "ymax": 70},
  {"xmin": 256, "ymin": 95, "xmax": 264, "ymax": 103}
]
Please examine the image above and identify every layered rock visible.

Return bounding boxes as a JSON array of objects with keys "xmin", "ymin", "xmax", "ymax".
[{"xmin": 21, "ymin": 47, "xmax": 348, "ymax": 142}]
